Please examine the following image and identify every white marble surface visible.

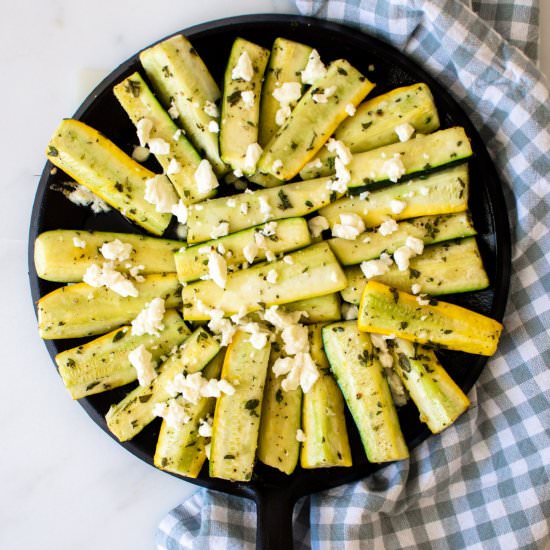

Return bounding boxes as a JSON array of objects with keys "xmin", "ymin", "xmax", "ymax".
[{"xmin": 0, "ymin": 2, "xmax": 547, "ymax": 549}]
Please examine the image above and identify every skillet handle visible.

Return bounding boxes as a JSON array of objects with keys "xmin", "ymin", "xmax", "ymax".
[{"xmin": 255, "ymin": 487, "xmax": 295, "ymax": 550}]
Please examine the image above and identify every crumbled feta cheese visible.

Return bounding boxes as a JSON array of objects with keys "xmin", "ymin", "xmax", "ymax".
[
  {"xmin": 244, "ymin": 143, "xmax": 263, "ymax": 173},
  {"xmin": 136, "ymin": 118, "xmax": 153, "ymax": 147},
  {"xmin": 326, "ymin": 138, "xmax": 353, "ymax": 165},
  {"xmin": 296, "ymin": 429, "xmax": 307, "ymax": 442},
  {"xmin": 168, "ymin": 100, "xmax": 179, "ymax": 119},
  {"xmin": 166, "ymin": 158, "xmax": 182, "ymax": 175},
  {"xmin": 281, "ymin": 324, "xmax": 309, "ymax": 355},
  {"xmin": 232, "ymin": 52, "xmax": 253, "ymax": 81},
  {"xmin": 144, "ymin": 175, "xmax": 179, "ymax": 213},
  {"xmin": 422, "ymin": 153, "xmax": 430, "ymax": 160},
  {"xmin": 226, "ymin": 198, "xmax": 237, "ymax": 208},
  {"xmin": 83, "ymin": 262, "xmax": 138, "ymax": 297},
  {"xmin": 417, "ymin": 295, "xmax": 431, "ymax": 306},
  {"xmin": 419, "ymin": 186, "xmax": 429, "ymax": 196},
  {"xmin": 73, "ymin": 237, "xmax": 86, "ymax": 248},
  {"xmin": 263, "ymin": 305, "xmax": 303, "ymax": 330},
  {"xmin": 265, "ymin": 250, "xmax": 276, "ymax": 262},
  {"xmin": 259, "ymin": 196, "xmax": 272, "ymax": 219},
  {"xmin": 383, "ymin": 154, "xmax": 406, "ymax": 183},
  {"xmin": 171, "ymin": 200, "xmax": 188, "ymax": 224},
  {"xmin": 240, "ymin": 90, "xmax": 255, "ymax": 109},
  {"xmin": 198, "ymin": 416, "xmax": 213, "ymax": 438},
  {"xmin": 266, "ymin": 269, "xmax": 278, "ymax": 284},
  {"xmin": 233, "ymin": 168, "xmax": 244, "ymax": 178},
  {"xmin": 393, "ymin": 245, "xmax": 415, "ymax": 271},
  {"xmin": 406, "ymin": 236, "xmax": 424, "ymax": 255},
  {"xmin": 210, "ymin": 222, "xmax": 229, "ymax": 239},
  {"xmin": 194, "ymin": 204, "xmax": 204, "ymax": 211},
  {"xmin": 332, "ymin": 213, "xmax": 366, "ymax": 240},
  {"xmin": 208, "ymin": 316, "xmax": 236, "ymax": 347},
  {"xmin": 128, "ymin": 345, "xmax": 156, "ymax": 386},
  {"xmin": 301, "ymin": 49, "xmax": 327, "ymax": 85},
  {"xmin": 99, "ymin": 241, "xmax": 131, "ymax": 263},
  {"xmin": 176, "ymin": 224, "xmax": 188, "ymax": 240},
  {"xmin": 378, "ymin": 219, "xmax": 399, "ymax": 236},
  {"xmin": 243, "ymin": 242, "xmax": 258, "ymax": 264},
  {"xmin": 326, "ymin": 175, "xmax": 348, "ymax": 194},
  {"xmin": 394, "ymin": 122, "xmax": 415, "ymax": 142},
  {"xmin": 302, "ymin": 158, "xmax": 323, "ymax": 172},
  {"xmin": 308, "ymin": 216, "xmax": 329, "ymax": 238},
  {"xmin": 341, "ymin": 302, "xmax": 359, "ymax": 320},
  {"xmin": 132, "ymin": 145, "xmax": 150, "ymax": 162},
  {"xmin": 345, "ymin": 103, "xmax": 357, "ymax": 116},
  {"xmin": 283, "ymin": 255, "xmax": 293, "ymax": 265},
  {"xmin": 275, "ymin": 104, "xmax": 292, "ymax": 126},
  {"xmin": 148, "ymin": 138, "xmax": 171, "ymax": 155},
  {"xmin": 240, "ymin": 202, "xmax": 249, "ymax": 215},
  {"xmin": 204, "ymin": 100, "xmax": 219, "ymax": 118},
  {"xmin": 153, "ymin": 399, "xmax": 191, "ymax": 429},
  {"xmin": 384, "ymin": 366, "xmax": 409, "ymax": 406},
  {"xmin": 272, "ymin": 159, "xmax": 283, "ymax": 172},
  {"xmin": 312, "ymin": 85, "xmax": 336, "ymax": 104},
  {"xmin": 274, "ymin": 352, "xmax": 319, "ymax": 393},
  {"xmin": 129, "ymin": 264, "xmax": 145, "ymax": 282},
  {"xmin": 411, "ymin": 283, "xmax": 422, "ymax": 295},
  {"xmin": 173, "ymin": 129, "xmax": 183, "ymax": 141},
  {"xmin": 390, "ymin": 199, "xmax": 407, "ymax": 214},
  {"xmin": 254, "ymin": 232, "xmax": 267, "ymax": 248},
  {"xmin": 208, "ymin": 120, "xmax": 219, "ymax": 133},
  {"xmin": 131, "ymin": 297, "xmax": 165, "ymax": 337},
  {"xmin": 194, "ymin": 159, "xmax": 219, "ymax": 195},
  {"xmin": 247, "ymin": 329, "xmax": 269, "ymax": 350},
  {"xmin": 63, "ymin": 184, "xmax": 111, "ymax": 213},
  {"xmin": 370, "ymin": 334, "xmax": 394, "ymax": 369},
  {"xmin": 360, "ymin": 259, "xmax": 391, "ymax": 279},
  {"xmin": 168, "ymin": 372, "xmax": 205, "ymax": 404},
  {"xmin": 217, "ymin": 379, "xmax": 235, "ymax": 396},
  {"xmin": 208, "ymin": 251, "xmax": 227, "ymax": 288},
  {"xmin": 273, "ymin": 82, "xmax": 301, "ymax": 105},
  {"xmin": 261, "ymin": 221, "xmax": 277, "ymax": 236}
]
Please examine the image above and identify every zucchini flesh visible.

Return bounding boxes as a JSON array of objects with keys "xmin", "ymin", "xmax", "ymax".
[
  {"xmin": 341, "ymin": 237, "xmax": 490, "ymax": 304},
  {"xmin": 285, "ymin": 293, "xmax": 341, "ymax": 324},
  {"xmin": 175, "ymin": 218, "xmax": 311, "ymax": 283},
  {"xmin": 220, "ymin": 38, "xmax": 270, "ymax": 174},
  {"xmin": 38, "ymin": 273, "xmax": 181, "ymax": 339},
  {"xmin": 139, "ymin": 34, "xmax": 227, "ymax": 175},
  {"xmin": 106, "ymin": 328, "xmax": 220, "ymax": 442},
  {"xmin": 258, "ymin": 38, "xmax": 312, "ymax": 147},
  {"xmin": 300, "ymin": 83, "xmax": 440, "ymax": 179},
  {"xmin": 56, "ymin": 309, "xmax": 190, "ymax": 399},
  {"xmin": 345, "ymin": 127, "xmax": 472, "ymax": 189},
  {"xmin": 301, "ymin": 324, "xmax": 352, "ymax": 468},
  {"xmin": 357, "ymin": 281, "xmax": 503, "ymax": 356},
  {"xmin": 46, "ymin": 119, "xmax": 171, "ymax": 235},
  {"xmin": 35, "ymin": 229, "xmax": 181, "ymax": 283},
  {"xmin": 322, "ymin": 322, "xmax": 409, "ymax": 462},
  {"xmin": 329, "ymin": 212, "xmax": 476, "ymax": 266},
  {"xmin": 391, "ymin": 339, "xmax": 470, "ymax": 433},
  {"xmin": 154, "ymin": 350, "xmax": 225, "ymax": 478},
  {"xmin": 319, "ymin": 164, "xmax": 469, "ymax": 229},
  {"xmin": 257, "ymin": 341, "xmax": 302, "ymax": 474},
  {"xmin": 246, "ymin": 172, "xmax": 282, "ymax": 188},
  {"xmin": 257, "ymin": 59, "xmax": 375, "ymax": 180},
  {"xmin": 187, "ymin": 176, "xmax": 343, "ymax": 244},
  {"xmin": 210, "ymin": 330, "xmax": 271, "ymax": 481},
  {"xmin": 113, "ymin": 72, "xmax": 215, "ymax": 204},
  {"xmin": 181, "ymin": 243, "xmax": 347, "ymax": 320}
]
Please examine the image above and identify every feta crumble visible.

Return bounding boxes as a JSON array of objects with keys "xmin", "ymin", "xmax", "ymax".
[
  {"xmin": 132, "ymin": 145, "xmax": 150, "ymax": 162},
  {"xmin": 148, "ymin": 138, "xmax": 171, "ymax": 155},
  {"xmin": 378, "ymin": 219, "xmax": 399, "ymax": 236},
  {"xmin": 240, "ymin": 90, "xmax": 255, "ymax": 109},
  {"xmin": 383, "ymin": 154, "xmax": 406, "ymax": 183},
  {"xmin": 128, "ymin": 345, "xmax": 156, "ymax": 386},
  {"xmin": 100, "ymin": 239, "xmax": 133, "ymax": 262},
  {"xmin": 144, "ymin": 175, "xmax": 179, "ymax": 213},
  {"xmin": 394, "ymin": 122, "xmax": 415, "ymax": 142},
  {"xmin": 83, "ymin": 262, "xmax": 138, "ymax": 297},
  {"xmin": 341, "ymin": 302, "xmax": 359, "ymax": 320},
  {"xmin": 168, "ymin": 100, "xmax": 179, "ymax": 119},
  {"xmin": 194, "ymin": 159, "xmax": 219, "ymax": 195},
  {"xmin": 275, "ymin": 104, "xmax": 292, "ymax": 126},
  {"xmin": 208, "ymin": 251, "xmax": 227, "ymax": 288},
  {"xmin": 281, "ymin": 324, "xmax": 309, "ymax": 355},
  {"xmin": 73, "ymin": 237, "xmax": 86, "ymax": 248},
  {"xmin": 360, "ymin": 259, "xmax": 391, "ymax": 279},
  {"xmin": 406, "ymin": 236, "xmax": 424, "ymax": 255},
  {"xmin": 198, "ymin": 416, "xmax": 213, "ymax": 438},
  {"xmin": 272, "ymin": 159, "xmax": 283, "ymax": 172},
  {"xmin": 326, "ymin": 138, "xmax": 353, "ymax": 165},
  {"xmin": 208, "ymin": 120, "xmax": 220, "ymax": 133},
  {"xmin": 259, "ymin": 196, "xmax": 272, "ymax": 219},
  {"xmin": 332, "ymin": 212, "xmax": 366, "ymax": 240},
  {"xmin": 390, "ymin": 199, "xmax": 407, "ymax": 214},
  {"xmin": 166, "ymin": 158, "xmax": 182, "ymax": 175},
  {"xmin": 345, "ymin": 103, "xmax": 357, "ymax": 116},
  {"xmin": 136, "ymin": 118, "xmax": 153, "ymax": 147},
  {"xmin": 273, "ymin": 82, "xmax": 301, "ymax": 105},
  {"xmin": 296, "ymin": 429, "xmax": 307, "ymax": 442},
  {"xmin": 312, "ymin": 85, "xmax": 336, "ymax": 104},
  {"xmin": 244, "ymin": 143, "xmax": 263, "ymax": 173},
  {"xmin": 232, "ymin": 51, "xmax": 254, "ymax": 82},
  {"xmin": 203, "ymin": 100, "xmax": 219, "ymax": 118},
  {"xmin": 153, "ymin": 399, "xmax": 190, "ymax": 429},
  {"xmin": 131, "ymin": 297, "xmax": 166, "ymax": 337},
  {"xmin": 301, "ymin": 49, "xmax": 327, "ymax": 85},
  {"xmin": 243, "ymin": 242, "xmax": 258, "ymax": 264},
  {"xmin": 308, "ymin": 216, "xmax": 329, "ymax": 238},
  {"xmin": 393, "ymin": 245, "xmax": 415, "ymax": 271},
  {"xmin": 266, "ymin": 269, "xmax": 278, "ymax": 284},
  {"xmin": 411, "ymin": 283, "xmax": 422, "ymax": 295},
  {"xmin": 171, "ymin": 200, "xmax": 188, "ymax": 224},
  {"xmin": 62, "ymin": 184, "xmax": 111, "ymax": 213}
]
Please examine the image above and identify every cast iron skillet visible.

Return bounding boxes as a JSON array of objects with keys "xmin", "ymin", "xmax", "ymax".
[{"xmin": 28, "ymin": 14, "xmax": 511, "ymax": 549}]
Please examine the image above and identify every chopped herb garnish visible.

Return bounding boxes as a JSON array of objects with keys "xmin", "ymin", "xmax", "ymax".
[{"xmin": 277, "ymin": 190, "xmax": 293, "ymax": 210}]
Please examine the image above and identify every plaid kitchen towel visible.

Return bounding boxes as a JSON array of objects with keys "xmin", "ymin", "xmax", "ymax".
[{"xmin": 157, "ymin": 1, "xmax": 550, "ymax": 548}]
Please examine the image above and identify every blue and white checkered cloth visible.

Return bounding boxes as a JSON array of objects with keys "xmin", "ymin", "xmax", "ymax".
[{"xmin": 157, "ymin": 1, "xmax": 550, "ymax": 548}]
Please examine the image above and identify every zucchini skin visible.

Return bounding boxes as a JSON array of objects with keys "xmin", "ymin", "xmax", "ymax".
[
  {"xmin": 46, "ymin": 119, "xmax": 171, "ymax": 236},
  {"xmin": 257, "ymin": 342, "xmax": 302, "ymax": 475},
  {"xmin": 181, "ymin": 243, "xmax": 347, "ymax": 320},
  {"xmin": 257, "ymin": 59, "xmax": 375, "ymax": 180},
  {"xmin": 300, "ymin": 83, "xmax": 440, "ymax": 179},
  {"xmin": 154, "ymin": 350, "xmax": 225, "ymax": 478},
  {"xmin": 38, "ymin": 273, "xmax": 181, "ymax": 339},
  {"xmin": 186, "ymin": 176, "xmax": 343, "ymax": 244},
  {"xmin": 210, "ymin": 330, "xmax": 271, "ymax": 481},
  {"xmin": 175, "ymin": 218, "xmax": 311, "ymax": 283},
  {"xmin": 139, "ymin": 34, "xmax": 228, "ymax": 176},
  {"xmin": 322, "ymin": 321, "xmax": 409, "ymax": 463},
  {"xmin": 220, "ymin": 38, "xmax": 270, "ymax": 174},
  {"xmin": 391, "ymin": 339, "xmax": 470, "ymax": 434},
  {"xmin": 35, "ymin": 229, "xmax": 181, "ymax": 283},
  {"xmin": 345, "ymin": 127, "xmax": 472, "ymax": 189},
  {"xmin": 340, "ymin": 237, "xmax": 490, "ymax": 304},
  {"xmin": 258, "ymin": 38, "xmax": 312, "ymax": 147},
  {"xmin": 106, "ymin": 328, "xmax": 220, "ymax": 442},
  {"xmin": 319, "ymin": 164, "xmax": 469, "ymax": 229},
  {"xmin": 328, "ymin": 212, "xmax": 476, "ymax": 266},
  {"xmin": 56, "ymin": 310, "xmax": 190, "ymax": 399},
  {"xmin": 358, "ymin": 281, "xmax": 503, "ymax": 356},
  {"xmin": 301, "ymin": 324, "xmax": 352, "ymax": 468},
  {"xmin": 114, "ymin": 72, "xmax": 215, "ymax": 204}
]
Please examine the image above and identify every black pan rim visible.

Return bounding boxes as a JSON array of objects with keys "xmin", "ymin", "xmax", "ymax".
[{"xmin": 28, "ymin": 13, "xmax": 511, "ymax": 506}]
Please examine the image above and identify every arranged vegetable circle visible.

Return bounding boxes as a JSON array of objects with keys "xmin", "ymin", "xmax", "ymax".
[{"xmin": 29, "ymin": 16, "xmax": 510, "ymax": 495}]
